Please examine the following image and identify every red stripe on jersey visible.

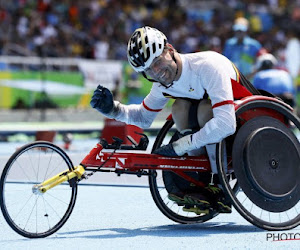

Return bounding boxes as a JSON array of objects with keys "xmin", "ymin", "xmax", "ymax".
[
  {"xmin": 212, "ymin": 100, "xmax": 234, "ymax": 109},
  {"xmin": 142, "ymin": 101, "xmax": 162, "ymax": 112},
  {"xmin": 231, "ymin": 78, "xmax": 253, "ymax": 99}
]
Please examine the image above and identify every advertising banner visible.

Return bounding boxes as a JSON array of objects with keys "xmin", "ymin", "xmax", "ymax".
[{"xmin": 0, "ymin": 71, "xmax": 84, "ymax": 108}]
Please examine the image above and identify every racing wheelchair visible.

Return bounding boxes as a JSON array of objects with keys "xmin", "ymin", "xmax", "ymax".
[{"xmin": 0, "ymin": 95, "xmax": 299, "ymax": 238}]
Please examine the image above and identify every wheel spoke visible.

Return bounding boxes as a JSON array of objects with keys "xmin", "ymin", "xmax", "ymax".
[
  {"xmin": 23, "ymin": 196, "xmax": 39, "ymax": 231},
  {"xmin": 13, "ymin": 193, "xmax": 35, "ymax": 221},
  {"xmin": 45, "ymin": 191, "xmax": 70, "ymax": 206},
  {"xmin": 14, "ymin": 160, "xmax": 32, "ymax": 183},
  {"xmin": 43, "ymin": 197, "xmax": 64, "ymax": 220},
  {"xmin": 241, "ymin": 195, "xmax": 247, "ymax": 205},
  {"xmin": 285, "ymin": 211, "xmax": 290, "ymax": 220},
  {"xmin": 259, "ymin": 209, "xmax": 263, "ymax": 219},
  {"xmin": 43, "ymin": 150, "xmax": 54, "ymax": 182},
  {"xmin": 26, "ymin": 150, "xmax": 39, "ymax": 180},
  {"xmin": 42, "ymin": 196, "xmax": 51, "ymax": 230},
  {"xmin": 43, "ymin": 158, "xmax": 66, "ymax": 182}
]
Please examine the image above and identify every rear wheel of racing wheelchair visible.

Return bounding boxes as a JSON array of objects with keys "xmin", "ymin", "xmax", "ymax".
[
  {"xmin": 216, "ymin": 100, "xmax": 300, "ymax": 230},
  {"xmin": 0, "ymin": 141, "xmax": 77, "ymax": 238},
  {"xmin": 148, "ymin": 119, "xmax": 220, "ymax": 224}
]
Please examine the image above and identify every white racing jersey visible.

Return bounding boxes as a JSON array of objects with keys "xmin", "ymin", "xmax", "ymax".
[{"xmin": 111, "ymin": 51, "xmax": 252, "ymax": 149}]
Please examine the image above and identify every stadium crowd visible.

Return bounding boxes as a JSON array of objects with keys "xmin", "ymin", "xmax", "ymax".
[{"xmin": 0, "ymin": 0, "xmax": 299, "ymax": 79}]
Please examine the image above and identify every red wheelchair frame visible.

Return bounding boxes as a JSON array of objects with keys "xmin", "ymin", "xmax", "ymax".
[
  {"xmin": 81, "ymin": 95, "xmax": 289, "ymax": 187},
  {"xmin": 81, "ymin": 139, "xmax": 212, "ymax": 188},
  {"xmin": 1, "ymin": 95, "xmax": 299, "ymax": 239}
]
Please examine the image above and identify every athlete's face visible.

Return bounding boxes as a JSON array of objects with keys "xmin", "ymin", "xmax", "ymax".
[{"xmin": 144, "ymin": 49, "xmax": 178, "ymax": 87}]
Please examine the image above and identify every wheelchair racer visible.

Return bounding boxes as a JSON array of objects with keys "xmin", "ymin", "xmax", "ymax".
[
  {"xmin": 253, "ymin": 53, "xmax": 295, "ymax": 107},
  {"xmin": 91, "ymin": 26, "xmax": 259, "ymax": 214}
]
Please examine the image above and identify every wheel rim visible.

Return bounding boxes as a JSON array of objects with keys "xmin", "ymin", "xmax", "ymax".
[
  {"xmin": 234, "ymin": 117, "xmax": 300, "ymax": 212},
  {"xmin": 0, "ymin": 142, "xmax": 77, "ymax": 238},
  {"xmin": 217, "ymin": 105, "xmax": 300, "ymax": 230}
]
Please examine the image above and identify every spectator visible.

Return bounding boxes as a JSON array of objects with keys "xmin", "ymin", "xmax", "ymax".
[
  {"xmin": 285, "ymin": 28, "xmax": 300, "ymax": 79},
  {"xmin": 223, "ymin": 17, "xmax": 263, "ymax": 77},
  {"xmin": 253, "ymin": 53, "xmax": 295, "ymax": 107},
  {"xmin": 94, "ymin": 35, "xmax": 109, "ymax": 60},
  {"xmin": 0, "ymin": 0, "xmax": 299, "ymax": 71}
]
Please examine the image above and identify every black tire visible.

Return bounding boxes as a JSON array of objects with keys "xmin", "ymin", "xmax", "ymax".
[
  {"xmin": 217, "ymin": 101, "xmax": 300, "ymax": 230},
  {"xmin": 148, "ymin": 119, "xmax": 219, "ymax": 224},
  {"xmin": 0, "ymin": 141, "xmax": 78, "ymax": 238}
]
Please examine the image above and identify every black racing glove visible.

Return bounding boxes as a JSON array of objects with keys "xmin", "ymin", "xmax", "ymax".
[
  {"xmin": 153, "ymin": 143, "xmax": 179, "ymax": 157},
  {"xmin": 90, "ymin": 85, "xmax": 114, "ymax": 115}
]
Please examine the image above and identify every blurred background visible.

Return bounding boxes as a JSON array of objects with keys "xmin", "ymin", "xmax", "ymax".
[{"xmin": 0, "ymin": 0, "xmax": 299, "ymax": 149}]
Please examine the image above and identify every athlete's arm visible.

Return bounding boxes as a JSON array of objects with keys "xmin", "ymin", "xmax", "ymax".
[
  {"xmin": 92, "ymin": 84, "xmax": 168, "ymax": 129},
  {"xmin": 192, "ymin": 60, "xmax": 236, "ymax": 149}
]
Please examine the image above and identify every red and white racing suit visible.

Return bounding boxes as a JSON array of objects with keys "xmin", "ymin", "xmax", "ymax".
[{"xmin": 110, "ymin": 51, "xmax": 254, "ymax": 151}]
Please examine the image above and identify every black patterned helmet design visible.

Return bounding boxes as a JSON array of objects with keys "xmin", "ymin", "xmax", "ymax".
[{"xmin": 127, "ymin": 26, "xmax": 167, "ymax": 72}]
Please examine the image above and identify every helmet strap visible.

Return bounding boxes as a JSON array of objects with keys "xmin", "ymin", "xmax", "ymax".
[{"xmin": 142, "ymin": 72, "xmax": 156, "ymax": 82}]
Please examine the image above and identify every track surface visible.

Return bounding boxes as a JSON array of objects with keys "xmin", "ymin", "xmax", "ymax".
[{"xmin": 0, "ymin": 141, "xmax": 299, "ymax": 249}]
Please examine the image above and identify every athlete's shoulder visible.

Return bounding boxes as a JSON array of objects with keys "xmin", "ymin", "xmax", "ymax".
[
  {"xmin": 181, "ymin": 51, "xmax": 215, "ymax": 73},
  {"xmin": 182, "ymin": 51, "xmax": 225, "ymax": 62},
  {"xmin": 182, "ymin": 51, "xmax": 232, "ymax": 81}
]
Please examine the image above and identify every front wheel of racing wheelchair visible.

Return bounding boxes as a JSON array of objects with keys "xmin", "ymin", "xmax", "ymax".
[
  {"xmin": 216, "ymin": 97, "xmax": 300, "ymax": 230},
  {"xmin": 0, "ymin": 141, "xmax": 78, "ymax": 238}
]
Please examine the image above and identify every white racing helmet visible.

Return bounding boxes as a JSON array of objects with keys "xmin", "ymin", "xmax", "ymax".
[
  {"xmin": 255, "ymin": 53, "xmax": 278, "ymax": 71},
  {"xmin": 127, "ymin": 26, "xmax": 167, "ymax": 72}
]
